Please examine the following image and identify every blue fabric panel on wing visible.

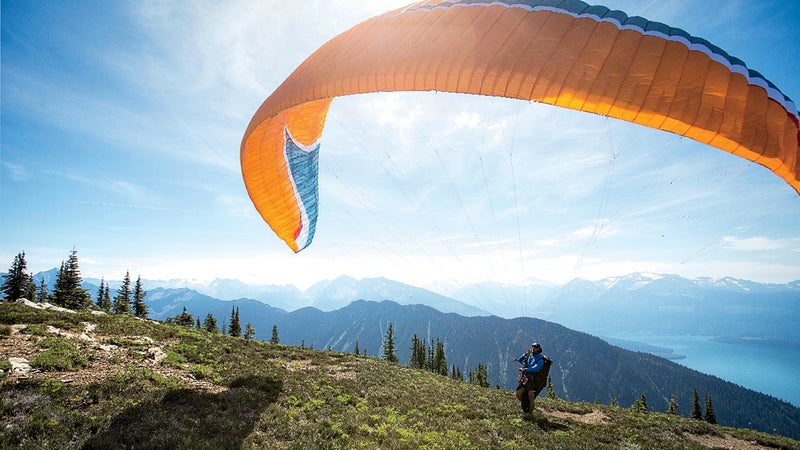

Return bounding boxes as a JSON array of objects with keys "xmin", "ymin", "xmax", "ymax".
[{"xmin": 285, "ymin": 131, "xmax": 320, "ymax": 250}]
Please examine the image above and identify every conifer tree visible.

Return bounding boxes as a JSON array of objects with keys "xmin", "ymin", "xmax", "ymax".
[
  {"xmin": 632, "ymin": 393, "xmax": 649, "ymax": 413},
  {"xmin": 667, "ymin": 393, "xmax": 680, "ymax": 415},
  {"xmin": 113, "ymin": 271, "xmax": 132, "ymax": 314},
  {"xmin": 408, "ymin": 333, "xmax": 419, "ymax": 369},
  {"xmin": 202, "ymin": 313, "xmax": 218, "ymax": 333},
  {"xmin": 66, "ymin": 248, "xmax": 90, "ymax": 308},
  {"xmin": 704, "ymin": 395, "xmax": 717, "ymax": 424},
  {"xmin": 690, "ymin": 387, "xmax": 703, "ymax": 420},
  {"xmin": 166, "ymin": 307, "xmax": 194, "ymax": 327},
  {"xmin": 195, "ymin": 318, "xmax": 201, "ymax": 329},
  {"xmin": 271, "ymin": 325, "xmax": 280, "ymax": 344},
  {"xmin": 36, "ymin": 278, "xmax": 50, "ymax": 303},
  {"xmin": 96, "ymin": 279, "xmax": 112, "ymax": 311},
  {"xmin": 426, "ymin": 339, "xmax": 435, "ymax": 371},
  {"xmin": 382, "ymin": 322, "xmax": 399, "ymax": 363},
  {"xmin": 433, "ymin": 339, "xmax": 448, "ymax": 375},
  {"xmin": 132, "ymin": 275, "xmax": 148, "ymax": 318},
  {"xmin": 229, "ymin": 306, "xmax": 241, "ymax": 338},
  {"xmin": 451, "ymin": 364, "xmax": 463, "ymax": 381},
  {"xmin": 609, "ymin": 394, "xmax": 617, "ymax": 407},
  {"xmin": 24, "ymin": 280, "xmax": 36, "ymax": 302},
  {"xmin": 2, "ymin": 252, "xmax": 34, "ymax": 301},
  {"xmin": 244, "ymin": 323, "xmax": 256, "ymax": 341},
  {"xmin": 354, "ymin": 340, "xmax": 360, "ymax": 355},
  {"xmin": 52, "ymin": 249, "xmax": 90, "ymax": 309},
  {"xmin": 235, "ymin": 308, "xmax": 241, "ymax": 336},
  {"xmin": 409, "ymin": 334, "xmax": 425, "ymax": 369},
  {"xmin": 103, "ymin": 284, "xmax": 111, "ymax": 310},
  {"xmin": 97, "ymin": 279, "xmax": 106, "ymax": 309},
  {"xmin": 546, "ymin": 376, "xmax": 557, "ymax": 399},
  {"xmin": 468, "ymin": 363, "xmax": 489, "ymax": 387},
  {"xmin": 420, "ymin": 339, "xmax": 428, "ymax": 368},
  {"xmin": 53, "ymin": 262, "xmax": 65, "ymax": 303}
]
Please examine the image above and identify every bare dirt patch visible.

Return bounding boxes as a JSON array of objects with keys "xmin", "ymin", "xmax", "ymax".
[
  {"xmin": 539, "ymin": 409, "xmax": 774, "ymax": 449},
  {"xmin": 274, "ymin": 358, "xmax": 317, "ymax": 372},
  {"xmin": 685, "ymin": 433, "xmax": 775, "ymax": 450},
  {"xmin": 330, "ymin": 368, "xmax": 358, "ymax": 381},
  {"xmin": 544, "ymin": 409, "xmax": 609, "ymax": 425}
]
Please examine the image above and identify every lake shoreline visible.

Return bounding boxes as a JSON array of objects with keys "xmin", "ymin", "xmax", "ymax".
[{"xmin": 596, "ymin": 331, "xmax": 800, "ymax": 408}]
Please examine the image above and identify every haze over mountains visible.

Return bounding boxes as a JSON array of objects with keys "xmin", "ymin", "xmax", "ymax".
[
  {"xmin": 33, "ymin": 269, "xmax": 798, "ymax": 344},
  {"xmin": 88, "ymin": 272, "xmax": 800, "ymax": 342},
  {"xmin": 30, "ymin": 269, "xmax": 798, "ymax": 345},
  {"xmin": 77, "ymin": 271, "xmax": 800, "ymax": 319}
]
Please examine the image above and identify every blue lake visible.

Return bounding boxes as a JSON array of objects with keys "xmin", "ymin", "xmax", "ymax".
[{"xmin": 601, "ymin": 332, "xmax": 800, "ymax": 408}]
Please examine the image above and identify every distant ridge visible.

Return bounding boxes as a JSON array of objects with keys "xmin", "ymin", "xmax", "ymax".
[{"xmin": 55, "ymin": 271, "xmax": 798, "ymax": 320}]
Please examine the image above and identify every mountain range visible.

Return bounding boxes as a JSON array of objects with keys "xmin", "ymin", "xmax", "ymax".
[
  {"xmin": 543, "ymin": 273, "xmax": 800, "ymax": 340},
  {"xmin": 64, "ymin": 271, "xmax": 798, "ymax": 317},
  {"xmin": 23, "ymin": 269, "xmax": 800, "ymax": 438},
  {"xmin": 32, "ymin": 270, "xmax": 486, "ymax": 317},
  {"xmin": 30, "ymin": 269, "xmax": 799, "ymax": 344},
  {"xmin": 72, "ymin": 271, "xmax": 799, "ymax": 340}
]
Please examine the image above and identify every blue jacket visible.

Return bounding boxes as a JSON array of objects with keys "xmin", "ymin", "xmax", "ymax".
[{"xmin": 517, "ymin": 352, "xmax": 544, "ymax": 375}]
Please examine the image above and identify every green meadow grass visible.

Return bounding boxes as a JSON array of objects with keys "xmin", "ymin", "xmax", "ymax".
[{"xmin": 1, "ymin": 302, "xmax": 797, "ymax": 449}]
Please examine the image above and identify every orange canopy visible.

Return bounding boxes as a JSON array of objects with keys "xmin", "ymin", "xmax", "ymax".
[{"xmin": 242, "ymin": 0, "xmax": 799, "ymax": 252}]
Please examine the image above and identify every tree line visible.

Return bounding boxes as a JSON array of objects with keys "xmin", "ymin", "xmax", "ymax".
[
  {"xmin": 380, "ymin": 321, "xmax": 491, "ymax": 388},
  {"xmin": 164, "ymin": 305, "xmax": 258, "ymax": 341},
  {"xmin": 2, "ymin": 250, "xmax": 147, "ymax": 317},
  {"xmin": 613, "ymin": 387, "xmax": 716, "ymax": 423},
  {"xmin": 1, "ymin": 250, "xmax": 263, "ymax": 340}
]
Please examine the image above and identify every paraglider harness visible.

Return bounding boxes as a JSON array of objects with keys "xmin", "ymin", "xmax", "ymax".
[{"xmin": 517, "ymin": 355, "xmax": 552, "ymax": 397}]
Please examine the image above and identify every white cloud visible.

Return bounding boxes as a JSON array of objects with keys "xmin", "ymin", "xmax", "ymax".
[
  {"xmin": 1, "ymin": 161, "xmax": 29, "ymax": 182},
  {"xmin": 568, "ymin": 219, "xmax": 618, "ymax": 241},
  {"xmin": 721, "ymin": 236, "xmax": 785, "ymax": 251},
  {"xmin": 45, "ymin": 169, "xmax": 164, "ymax": 208}
]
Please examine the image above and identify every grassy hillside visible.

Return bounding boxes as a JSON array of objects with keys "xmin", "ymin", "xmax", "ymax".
[
  {"xmin": 1, "ymin": 301, "xmax": 798, "ymax": 450},
  {"xmin": 144, "ymin": 291, "xmax": 800, "ymax": 439}
]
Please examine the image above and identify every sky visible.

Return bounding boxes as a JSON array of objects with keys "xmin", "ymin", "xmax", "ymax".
[{"xmin": 2, "ymin": 0, "xmax": 799, "ymax": 295}]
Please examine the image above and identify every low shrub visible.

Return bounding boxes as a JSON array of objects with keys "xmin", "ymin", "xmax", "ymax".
[{"xmin": 32, "ymin": 336, "xmax": 89, "ymax": 371}]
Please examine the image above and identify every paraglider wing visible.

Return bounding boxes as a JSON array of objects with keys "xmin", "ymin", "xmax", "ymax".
[{"xmin": 241, "ymin": 0, "xmax": 799, "ymax": 252}]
